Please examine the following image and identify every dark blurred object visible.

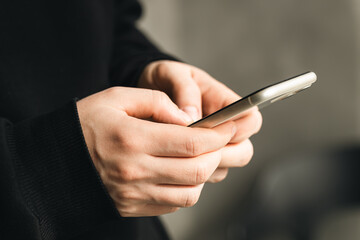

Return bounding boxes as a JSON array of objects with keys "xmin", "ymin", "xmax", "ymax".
[{"xmin": 227, "ymin": 145, "xmax": 360, "ymax": 240}]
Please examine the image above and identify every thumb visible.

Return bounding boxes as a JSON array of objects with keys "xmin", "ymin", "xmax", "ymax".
[
  {"xmin": 112, "ymin": 88, "xmax": 192, "ymax": 126},
  {"xmin": 142, "ymin": 61, "xmax": 202, "ymax": 122},
  {"xmin": 168, "ymin": 76, "xmax": 202, "ymax": 122}
]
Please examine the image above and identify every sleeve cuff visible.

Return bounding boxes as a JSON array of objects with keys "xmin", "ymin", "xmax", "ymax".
[{"xmin": 8, "ymin": 100, "xmax": 119, "ymax": 239}]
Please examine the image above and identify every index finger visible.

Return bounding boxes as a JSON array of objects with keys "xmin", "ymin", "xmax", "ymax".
[
  {"xmin": 194, "ymin": 72, "xmax": 240, "ymax": 116},
  {"xmin": 128, "ymin": 117, "xmax": 236, "ymax": 157}
]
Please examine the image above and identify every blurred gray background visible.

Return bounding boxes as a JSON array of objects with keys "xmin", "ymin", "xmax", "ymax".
[{"xmin": 138, "ymin": 1, "xmax": 360, "ymax": 239}]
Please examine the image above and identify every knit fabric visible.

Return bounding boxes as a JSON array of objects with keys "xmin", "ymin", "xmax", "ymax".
[{"xmin": 0, "ymin": 0, "xmax": 174, "ymax": 239}]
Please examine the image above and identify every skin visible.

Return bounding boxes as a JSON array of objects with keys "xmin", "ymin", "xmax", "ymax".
[
  {"xmin": 77, "ymin": 61, "xmax": 262, "ymax": 217},
  {"xmin": 138, "ymin": 60, "xmax": 262, "ymax": 182}
]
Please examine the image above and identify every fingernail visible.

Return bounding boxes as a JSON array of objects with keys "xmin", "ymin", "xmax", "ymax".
[
  {"xmin": 182, "ymin": 106, "xmax": 200, "ymax": 122},
  {"xmin": 179, "ymin": 109, "xmax": 193, "ymax": 123},
  {"xmin": 231, "ymin": 126, "xmax": 237, "ymax": 138}
]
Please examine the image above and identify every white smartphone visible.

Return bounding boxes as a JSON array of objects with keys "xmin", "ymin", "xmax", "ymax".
[{"xmin": 189, "ymin": 71, "xmax": 317, "ymax": 128}]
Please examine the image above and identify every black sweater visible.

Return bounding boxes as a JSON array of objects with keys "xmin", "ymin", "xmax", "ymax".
[{"xmin": 0, "ymin": 1, "xmax": 175, "ymax": 239}]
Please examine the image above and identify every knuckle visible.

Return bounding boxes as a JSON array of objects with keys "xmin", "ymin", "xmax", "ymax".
[
  {"xmin": 155, "ymin": 61, "xmax": 171, "ymax": 77},
  {"xmin": 182, "ymin": 191, "xmax": 200, "ymax": 208},
  {"xmin": 195, "ymin": 162, "xmax": 209, "ymax": 184},
  {"xmin": 151, "ymin": 90, "xmax": 170, "ymax": 106},
  {"xmin": 112, "ymin": 128, "xmax": 140, "ymax": 153},
  {"xmin": 117, "ymin": 134, "xmax": 137, "ymax": 151},
  {"xmin": 185, "ymin": 136, "xmax": 202, "ymax": 156},
  {"xmin": 117, "ymin": 165, "xmax": 141, "ymax": 182}
]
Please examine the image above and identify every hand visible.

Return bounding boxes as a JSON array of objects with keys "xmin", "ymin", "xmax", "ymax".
[
  {"xmin": 77, "ymin": 87, "xmax": 236, "ymax": 217},
  {"xmin": 138, "ymin": 60, "xmax": 262, "ymax": 183}
]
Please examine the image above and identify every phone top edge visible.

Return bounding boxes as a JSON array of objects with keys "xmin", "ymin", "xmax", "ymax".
[
  {"xmin": 248, "ymin": 72, "xmax": 317, "ymax": 106},
  {"xmin": 188, "ymin": 71, "xmax": 317, "ymax": 128}
]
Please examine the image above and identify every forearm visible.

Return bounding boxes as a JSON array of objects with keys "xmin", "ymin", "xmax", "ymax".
[{"xmin": 0, "ymin": 101, "xmax": 118, "ymax": 240}]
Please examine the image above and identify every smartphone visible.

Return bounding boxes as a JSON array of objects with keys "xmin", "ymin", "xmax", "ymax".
[{"xmin": 189, "ymin": 71, "xmax": 317, "ymax": 128}]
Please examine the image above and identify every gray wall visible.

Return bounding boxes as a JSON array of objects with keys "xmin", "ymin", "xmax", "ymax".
[{"xmin": 138, "ymin": 1, "xmax": 360, "ymax": 239}]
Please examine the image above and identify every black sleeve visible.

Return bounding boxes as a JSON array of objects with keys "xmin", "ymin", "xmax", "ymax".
[
  {"xmin": 109, "ymin": 0, "xmax": 178, "ymax": 87},
  {"xmin": 0, "ymin": 101, "xmax": 119, "ymax": 240}
]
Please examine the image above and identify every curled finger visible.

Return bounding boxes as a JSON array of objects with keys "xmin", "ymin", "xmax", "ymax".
[
  {"xmin": 219, "ymin": 139, "xmax": 254, "ymax": 168},
  {"xmin": 207, "ymin": 167, "xmax": 229, "ymax": 183}
]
